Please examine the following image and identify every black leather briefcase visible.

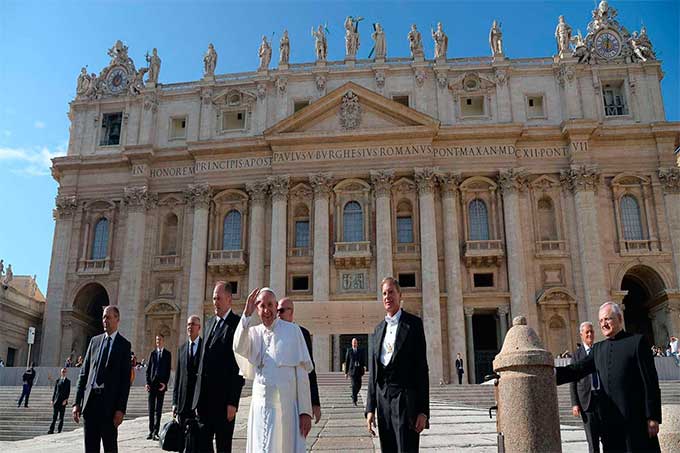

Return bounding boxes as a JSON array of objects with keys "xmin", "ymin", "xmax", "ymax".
[{"xmin": 159, "ymin": 419, "xmax": 183, "ymax": 452}]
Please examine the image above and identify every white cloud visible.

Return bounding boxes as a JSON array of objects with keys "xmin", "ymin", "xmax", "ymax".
[
  {"xmin": 34, "ymin": 121, "xmax": 46, "ymax": 129},
  {"xmin": 0, "ymin": 145, "xmax": 66, "ymax": 177}
]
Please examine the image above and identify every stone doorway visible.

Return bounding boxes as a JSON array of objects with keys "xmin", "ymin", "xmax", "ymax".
[
  {"xmin": 472, "ymin": 313, "xmax": 500, "ymax": 384},
  {"xmin": 338, "ymin": 334, "xmax": 369, "ymax": 372},
  {"xmin": 621, "ymin": 265, "xmax": 667, "ymax": 346},
  {"xmin": 67, "ymin": 283, "xmax": 110, "ymax": 359}
]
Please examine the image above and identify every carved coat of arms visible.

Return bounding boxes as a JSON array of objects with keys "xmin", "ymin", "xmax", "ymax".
[{"xmin": 339, "ymin": 90, "xmax": 361, "ymax": 130}]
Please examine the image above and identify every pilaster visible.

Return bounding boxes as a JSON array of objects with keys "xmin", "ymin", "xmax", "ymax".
[
  {"xmin": 246, "ymin": 182, "xmax": 268, "ymax": 290},
  {"xmin": 370, "ymin": 170, "xmax": 395, "ymax": 298},
  {"xmin": 268, "ymin": 175, "xmax": 290, "ymax": 298},
  {"xmin": 184, "ymin": 183, "xmax": 212, "ymax": 323},
  {"xmin": 310, "ymin": 173, "xmax": 333, "ymax": 302}
]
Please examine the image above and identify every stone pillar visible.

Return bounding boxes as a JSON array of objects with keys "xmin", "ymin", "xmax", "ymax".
[
  {"xmin": 118, "ymin": 186, "xmax": 156, "ymax": 350},
  {"xmin": 268, "ymin": 176, "xmax": 289, "ymax": 298},
  {"xmin": 246, "ymin": 182, "xmax": 268, "ymax": 290},
  {"xmin": 561, "ymin": 166, "xmax": 606, "ymax": 328},
  {"xmin": 464, "ymin": 307, "xmax": 476, "ymax": 384},
  {"xmin": 184, "ymin": 184, "xmax": 212, "ymax": 323},
  {"xmin": 498, "ymin": 305, "xmax": 509, "ymax": 343},
  {"xmin": 414, "ymin": 167, "xmax": 444, "ymax": 383},
  {"xmin": 313, "ymin": 334, "xmax": 331, "ymax": 373},
  {"xmin": 498, "ymin": 168, "xmax": 533, "ymax": 325},
  {"xmin": 439, "ymin": 173, "xmax": 466, "ymax": 382},
  {"xmin": 199, "ymin": 87, "xmax": 214, "ymax": 140},
  {"xmin": 557, "ymin": 63, "xmax": 581, "ymax": 119},
  {"xmin": 370, "ymin": 170, "xmax": 395, "ymax": 296},
  {"xmin": 310, "ymin": 174, "xmax": 333, "ymax": 301},
  {"xmin": 40, "ymin": 195, "xmax": 78, "ymax": 365},
  {"xmin": 658, "ymin": 168, "xmax": 680, "ymax": 289},
  {"xmin": 493, "ymin": 66, "xmax": 512, "ymax": 122}
]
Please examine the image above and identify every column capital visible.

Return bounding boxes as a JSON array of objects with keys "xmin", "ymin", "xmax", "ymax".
[
  {"xmin": 497, "ymin": 305, "xmax": 510, "ymax": 316},
  {"xmin": 124, "ymin": 186, "xmax": 157, "ymax": 212},
  {"xmin": 370, "ymin": 169, "xmax": 395, "ymax": 198},
  {"xmin": 658, "ymin": 167, "xmax": 680, "ymax": 194},
  {"xmin": 246, "ymin": 181, "xmax": 268, "ymax": 205},
  {"xmin": 310, "ymin": 173, "xmax": 334, "ymax": 197},
  {"xmin": 414, "ymin": 167, "xmax": 439, "ymax": 195},
  {"xmin": 437, "ymin": 172, "xmax": 462, "ymax": 197},
  {"xmin": 268, "ymin": 175, "xmax": 290, "ymax": 202},
  {"xmin": 464, "ymin": 306, "xmax": 475, "ymax": 317},
  {"xmin": 560, "ymin": 165, "xmax": 601, "ymax": 193},
  {"xmin": 183, "ymin": 183, "xmax": 212, "ymax": 209},
  {"xmin": 497, "ymin": 168, "xmax": 528, "ymax": 194},
  {"xmin": 54, "ymin": 195, "xmax": 79, "ymax": 219}
]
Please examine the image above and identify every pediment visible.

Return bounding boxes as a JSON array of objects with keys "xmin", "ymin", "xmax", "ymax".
[{"xmin": 264, "ymin": 82, "xmax": 439, "ymax": 142}]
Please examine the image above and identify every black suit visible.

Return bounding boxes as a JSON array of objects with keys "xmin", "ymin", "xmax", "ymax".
[
  {"xmin": 344, "ymin": 347, "xmax": 365, "ymax": 404},
  {"xmin": 146, "ymin": 348, "xmax": 171, "ymax": 436},
  {"xmin": 454, "ymin": 358, "xmax": 464, "ymax": 385},
  {"xmin": 49, "ymin": 376, "xmax": 71, "ymax": 433},
  {"xmin": 557, "ymin": 331, "xmax": 661, "ymax": 453},
  {"xmin": 299, "ymin": 325, "xmax": 320, "ymax": 408},
  {"xmin": 75, "ymin": 332, "xmax": 132, "ymax": 453},
  {"xmin": 366, "ymin": 310, "xmax": 429, "ymax": 453},
  {"xmin": 569, "ymin": 345, "xmax": 602, "ymax": 453},
  {"xmin": 193, "ymin": 312, "xmax": 245, "ymax": 453},
  {"xmin": 173, "ymin": 337, "xmax": 202, "ymax": 453}
]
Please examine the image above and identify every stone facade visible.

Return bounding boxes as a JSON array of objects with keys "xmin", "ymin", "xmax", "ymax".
[
  {"xmin": 0, "ymin": 273, "xmax": 45, "ymax": 367},
  {"xmin": 42, "ymin": 2, "xmax": 680, "ymax": 383}
]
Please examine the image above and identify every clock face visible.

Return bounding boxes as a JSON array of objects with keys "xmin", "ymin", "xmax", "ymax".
[
  {"xmin": 595, "ymin": 31, "xmax": 621, "ymax": 59},
  {"xmin": 106, "ymin": 67, "xmax": 128, "ymax": 93}
]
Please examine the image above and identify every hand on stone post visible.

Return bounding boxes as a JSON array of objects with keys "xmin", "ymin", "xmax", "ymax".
[{"xmin": 244, "ymin": 288, "xmax": 260, "ymax": 317}]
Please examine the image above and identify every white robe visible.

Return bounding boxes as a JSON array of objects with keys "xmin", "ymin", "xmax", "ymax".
[{"xmin": 233, "ymin": 316, "xmax": 313, "ymax": 453}]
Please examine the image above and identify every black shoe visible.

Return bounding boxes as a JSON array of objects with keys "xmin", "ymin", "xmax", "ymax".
[
  {"xmin": 353, "ymin": 400, "xmax": 358, "ymax": 407},
  {"xmin": 147, "ymin": 433, "xmax": 153, "ymax": 440},
  {"xmin": 47, "ymin": 431, "xmax": 54, "ymax": 435},
  {"xmin": 153, "ymin": 433, "xmax": 160, "ymax": 441}
]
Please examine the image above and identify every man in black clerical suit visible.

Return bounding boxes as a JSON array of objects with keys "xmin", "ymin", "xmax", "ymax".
[
  {"xmin": 173, "ymin": 315, "xmax": 202, "ymax": 453},
  {"xmin": 569, "ymin": 321, "xmax": 602, "ymax": 453},
  {"xmin": 277, "ymin": 297, "xmax": 322, "ymax": 423},
  {"xmin": 454, "ymin": 353, "xmax": 465, "ymax": 385},
  {"xmin": 193, "ymin": 282, "xmax": 244, "ymax": 453},
  {"xmin": 73, "ymin": 305, "xmax": 132, "ymax": 453},
  {"xmin": 557, "ymin": 302, "xmax": 661, "ymax": 453},
  {"xmin": 366, "ymin": 277, "xmax": 429, "ymax": 453},
  {"xmin": 145, "ymin": 333, "xmax": 171, "ymax": 440},
  {"xmin": 48, "ymin": 367, "xmax": 71, "ymax": 434},
  {"xmin": 344, "ymin": 337, "xmax": 365, "ymax": 406}
]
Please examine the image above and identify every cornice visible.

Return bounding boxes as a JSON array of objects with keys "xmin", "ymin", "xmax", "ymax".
[{"xmin": 437, "ymin": 123, "xmax": 524, "ymax": 141}]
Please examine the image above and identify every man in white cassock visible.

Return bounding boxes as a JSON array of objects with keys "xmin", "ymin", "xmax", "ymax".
[{"xmin": 233, "ymin": 287, "xmax": 313, "ymax": 453}]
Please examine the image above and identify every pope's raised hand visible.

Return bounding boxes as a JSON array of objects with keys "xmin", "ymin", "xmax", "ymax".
[{"xmin": 244, "ymin": 288, "xmax": 260, "ymax": 317}]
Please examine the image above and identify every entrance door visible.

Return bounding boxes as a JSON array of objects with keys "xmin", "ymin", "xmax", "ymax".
[
  {"xmin": 622, "ymin": 275, "xmax": 655, "ymax": 346},
  {"xmin": 473, "ymin": 314, "xmax": 500, "ymax": 384},
  {"xmin": 338, "ymin": 334, "xmax": 369, "ymax": 372}
]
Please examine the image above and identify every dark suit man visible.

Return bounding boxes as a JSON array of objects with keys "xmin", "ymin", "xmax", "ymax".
[
  {"xmin": 145, "ymin": 334, "xmax": 172, "ymax": 440},
  {"xmin": 173, "ymin": 315, "xmax": 202, "ymax": 453},
  {"xmin": 366, "ymin": 277, "xmax": 429, "ymax": 453},
  {"xmin": 570, "ymin": 322, "xmax": 602, "ymax": 453},
  {"xmin": 17, "ymin": 363, "xmax": 36, "ymax": 407},
  {"xmin": 557, "ymin": 302, "xmax": 661, "ymax": 453},
  {"xmin": 454, "ymin": 353, "xmax": 464, "ymax": 385},
  {"xmin": 73, "ymin": 305, "xmax": 132, "ymax": 453},
  {"xmin": 48, "ymin": 368, "xmax": 71, "ymax": 434},
  {"xmin": 344, "ymin": 338, "xmax": 365, "ymax": 406},
  {"xmin": 193, "ymin": 282, "xmax": 244, "ymax": 452},
  {"xmin": 277, "ymin": 297, "xmax": 322, "ymax": 423}
]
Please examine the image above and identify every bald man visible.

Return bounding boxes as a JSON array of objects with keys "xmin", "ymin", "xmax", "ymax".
[
  {"xmin": 173, "ymin": 315, "xmax": 202, "ymax": 453},
  {"xmin": 277, "ymin": 297, "xmax": 321, "ymax": 423}
]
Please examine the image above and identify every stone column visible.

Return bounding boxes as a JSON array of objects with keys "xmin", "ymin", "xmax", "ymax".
[
  {"xmin": 310, "ymin": 173, "xmax": 333, "ymax": 302},
  {"xmin": 558, "ymin": 64, "xmax": 581, "ymax": 119},
  {"xmin": 493, "ymin": 66, "xmax": 512, "ymax": 122},
  {"xmin": 498, "ymin": 305, "xmax": 509, "ymax": 343},
  {"xmin": 268, "ymin": 176, "xmax": 289, "ymax": 298},
  {"xmin": 246, "ymin": 182, "xmax": 268, "ymax": 290},
  {"xmin": 313, "ymin": 334, "xmax": 331, "ymax": 373},
  {"xmin": 439, "ymin": 173, "xmax": 466, "ymax": 382},
  {"xmin": 118, "ymin": 186, "xmax": 156, "ymax": 350},
  {"xmin": 199, "ymin": 87, "xmax": 214, "ymax": 140},
  {"xmin": 658, "ymin": 168, "xmax": 680, "ymax": 289},
  {"xmin": 370, "ymin": 170, "xmax": 395, "ymax": 296},
  {"xmin": 40, "ymin": 195, "xmax": 78, "ymax": 365},
  {"xmin": 464, "ymin": 307, "xmax": 476, "ymax": 384},
  {"xmin": 561, "ymin": 166, "xmax": 606, "ymax": 328},
  {"xmin": 414, "ymin": 167, "xmax": 444, "ymax": 383},
  {"xmin": 498, "ymin": 168, "xmax": 533, "ymax": 325},
  {"xmin": 184, "ymin": 184, "xmax": 212, "ymax": 324}
]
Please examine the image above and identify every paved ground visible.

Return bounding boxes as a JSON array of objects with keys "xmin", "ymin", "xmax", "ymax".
[{"xmin": 0, "ymin": 384, "xmax": 587, "ymax": 452}]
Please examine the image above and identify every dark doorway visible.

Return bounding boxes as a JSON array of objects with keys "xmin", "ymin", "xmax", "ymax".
[
  {"xmin": 473, "ymin": 314, "xmax": 500, "ymax": 384},
  {"xmin": 7, "ymin": 347, "xmax": 16, "ymax": 367},
  {"xmin": 338, "ymin": 334, "xmax": 369, "ymax": 372},
  {"xmin": 73, "ymin": 283, "xmax": 110, "ymax": 351},
  {"xmin": 621, "ymin": 275, "xmax": 654, "ymax": 346}
]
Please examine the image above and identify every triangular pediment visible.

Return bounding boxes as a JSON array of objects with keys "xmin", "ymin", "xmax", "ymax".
[{"xmin": 264, "ymin": 82, "xmax": 439, "ymax": 143}]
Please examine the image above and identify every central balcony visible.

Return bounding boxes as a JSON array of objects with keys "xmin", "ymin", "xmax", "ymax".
[
  {"xmin": 464, "ymin": 240, "xmax": 504, "ymax": 267},
  {"xmin": 333, "ymin": 241, "xmax": 372, "ymax": 268},
  {"xmin": 208, "ymin": 249, "xmax": 248, "ymax": 273},
  {"xmin": 77, "ymin": 258, "xmax": 111, "ymax": 275},
  {"xmin": 620, "ymin": 239, "xmax": 656, "ymax": 255},
  {"xmin": 153, "ymin": 255, "xmax": 181, "ymax": 270}
]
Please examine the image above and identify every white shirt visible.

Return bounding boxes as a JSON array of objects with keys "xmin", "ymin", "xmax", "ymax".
[
  {"xmin": 670, "ymin": 339, "xmax": 679, "ymax": 354},
  {"xmin": 380, "ymin": 309, "xmax": 402, "ymax": 366},
  {"xmin": 92, "ymin": 331, "xmax": 118, "ymax": 389}
]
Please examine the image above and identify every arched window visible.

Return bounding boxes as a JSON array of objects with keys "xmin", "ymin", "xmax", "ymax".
[
  {"xmin": 222, "ymin": 210, "xmax": 242, "ymax": 250},
  {"xmin": 343, "ymin": 201, "xmax": 364, "ymax": 242},
  {"xmin": 161, "ymin": 213, "xmax": 178, "ymax": 255},
  {"xmin": 396, "ymin": 200, "xmax": 414, "ymax": 244},
  {"xmin": 468, "ymin": 199, "xmax": 489, "ymax": 241},
  {"xmin": 91, "ymin": 218, "xmax": 109, "ymax": 260},
  {"xmin": 294, "ymin": 204, "xmax": 310, "ymax": 248},
  {"xmin": 620, "ymin": 195, "xmax": 643, "ymax": 240},
  {"xmin": 537, "ymin": 197, "xmax": 558, "ymax": 241}
]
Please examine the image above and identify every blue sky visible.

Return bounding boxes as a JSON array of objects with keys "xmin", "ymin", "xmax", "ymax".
[{"xmin": 0, "ymin": 0, "xmax": 678, "ymax": 293}]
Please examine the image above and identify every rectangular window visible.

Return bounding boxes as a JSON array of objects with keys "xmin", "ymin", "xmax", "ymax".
[
  {"xmin": 7, "ymin": 347, "xmax": 16, "ymax": 367},
  {"xmin": 222, "ymin": 110, "xmax": 246, "ymax": 130},
  {"xmin": 461, "ymin": 96, "xmax": 485, "ymax": 117},
  {"xmin": 292, "ymin": 275, "xmax": 310, "ymax": 291},
  {"xmin": 170, "ymin": 117, "xmax": 187, "ymax": 139},
  {"xmin": 398, "ymin": 273, "xmax": 417, "ymax": 288},
  {"xmin": 602, "ymin": 81, "xmax": 628, "ymax": 116},
  {"xmin": 392, "ymin": 95, "xmax": 410, "ymax": 107},
  {"xmin": 526, "ymin": 96, "xmax": 545, "ymax": 118},
  {"xmin": 473, "ymin": 273, "xmax": 494, "ymax": 288},
  {"xmin": 295, "ymin": 220, "xmax": 310, "ymax": 248},
  {"xmin": 229, "ymin": 280, "xmax": 239, "ymax": 297},
  {"xmin": 294, "ymin": 100, "xmax": 310, "ymax": 113},
  {"xmin": 396, "ymin": 216, "xmax": 414, "ymax": 243},
  {"xmin": 100, "ymin": 112, "xmax": 122, "ymax": 146}
]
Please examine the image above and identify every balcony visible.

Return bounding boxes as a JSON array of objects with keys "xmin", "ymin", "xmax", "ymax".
[
  {"xmin": 394, "ymin": 243, "xmax": 420, "ymax": 256},
  {"xmin": 288, "ymin": 247, "xmax": 312, "ymax": 258},
  {"xmin": 208, "ymin": 249, "xmax": 248, "ymax": 273},
  {"xmin": 464, "ymin": 240, "xmax": 504, "ymax": 267},
  {"xmin": 535, "ymin": 240, "xmax": 567, "ymax": 257},
  {"xmin": 77, "ymin": 258, "xmax": 111, "ymax": 275},
  {"xmin": 620, "ymin": 239, "xmax": 656, "ymax": 256},
  {"xmin": 333, "ymin": 241, "xmax": 372, "ymax": 268},
  {"xmin": 153, "ymin": 255, "xmax": 181, "ymax": 270}
]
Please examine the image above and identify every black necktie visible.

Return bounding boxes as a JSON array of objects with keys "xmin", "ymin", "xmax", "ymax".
[
  {"xmin": 95, "ymin": 336, "xmax": 111, "ymax": 386},
  {"xmin": 189, "ymin": 341, "xmax": 195, "ymax": 359},
  {"xmin": 209, "ymin": 319, "xmax": 223, "ymax": 343}
]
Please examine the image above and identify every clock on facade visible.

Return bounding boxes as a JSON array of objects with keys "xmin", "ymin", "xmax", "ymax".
[
  {"xmin": 594, "ymin": 31, "xmax": 622, "ymax": 59},
  {"xmin": 106, "ymin": 66, "xmax": 128, "ymax": 94}
]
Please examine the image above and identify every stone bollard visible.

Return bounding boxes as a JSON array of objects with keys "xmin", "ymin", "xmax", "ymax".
[
  {"xmin": 492, "ymin": 316, "xmax": 562, "ymax": 453},
  {"xmin": 659, "ymin": 404, "xmax": 680, "ymax": 452}
]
